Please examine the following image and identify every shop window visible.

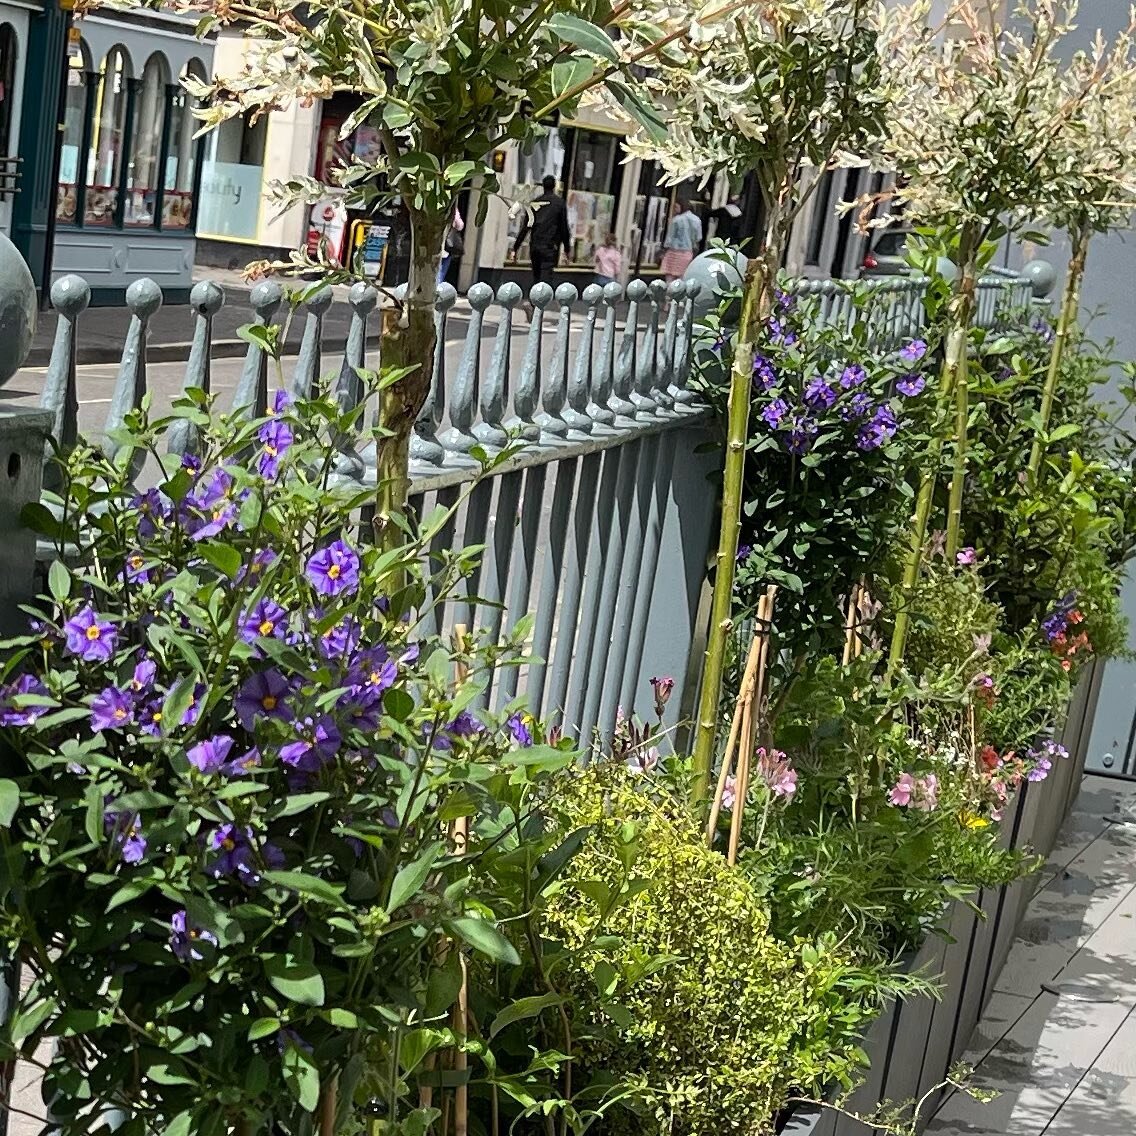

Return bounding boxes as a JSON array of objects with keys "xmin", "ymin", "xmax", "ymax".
[
  {"xmin": 507, "ymin": 128, "xmax": 567, "ymax": 263},
  {"xmin": 56, "ymin": 39, "xmax": 91, "ymax": 224},
  {"xmin": 163, "ymin": 59, "xmax": 206, "ymax": 229},
  {"xmin": 0, "ymin": 23, "xmax": 16, "ymax": 159},
  {"xmin": 563, "ymin": 128, "xmax": 619, "ymax": 266},
  {"xmin": 124, "ymin": 53, "xmax": 169, "ymax": 227},
  {"xmin": 85, "ymin": 46, "xmax": 132, "ymax": 227},
  {"xmin": 197, "ymin": 111, "xmax": 267, "ymax": 241},
  {"xmin": 631, "ymin": 163, "xmax": 670, "ymax": 272}
]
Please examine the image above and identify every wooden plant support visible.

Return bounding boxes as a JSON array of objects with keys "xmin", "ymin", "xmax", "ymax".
[
  {"xmin": 706, "ymin": 586, "xmax": 778, "ymax": 865},
  {"xmin": 842, "ymin": 579, "xmax": 870, "ymax": 667}
]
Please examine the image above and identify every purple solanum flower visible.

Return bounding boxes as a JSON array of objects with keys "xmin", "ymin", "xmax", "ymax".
[
  {"xmin": 896, "ymin": 374, "xmax": 926, "ymax": 397},
  {"xmin": 899, "ymin": 340, "xmax": 927, "ymax": 364},
  {"xmin": 752, "ymin": 355, "xmax": 778, "ymax": 391},
  {"xmin": 133, "ymin": 488, "xmax": 172, "ymax": 540},
  {"xmin": 317, "ymin": 615, "xmax": 362, "ymax": 661},
  {"xmin": 447, "ymin": 710, "xmax": 485, "ymax": 737},
  {"xmin": 222, "ymin": 746, "xmax": 262, "ymax": 777},
  {"xmin": 856, "ymin": 405, "xmax": 898, "ymax": 451},
  {"xmin": 839, "ymin": 364, "xmax": 866, "ymax": 390},
  {"xmin": 255, "ymin": 419, "xmax": 294, "ymax": 479},
  {"xmin": 63, "ymin": 607, "xmax": 118, "ymax": 663},
  {"xmin": 181, "ymin": 683, "xmax": 208, "ymax": 727},
  {"xmin": 306, "ymin": 540, "xmax": 361, "ymax": 598},
  {"xmin": 238, "ymin": 548, "xmax": 278, "ymax": 585},
  {"xmin": 736, "ymin": 544, "xmax": 752, "ymax": 562},
  {"xmin": 783, "ymin": 415, "xmax": 818, "ymax": 456},
  {"xmin": 187, "ymin": 735, "xmax": 236, "ymax": 774},
  {"xmin": 209, "ymin": 824, "xmax": 257, "ymax": 880},
  {"xmin": 240, "ymin": 599, "xmax": 289, "ymax": 645},
  {"xmin": 842, "ymin": 392, "xmax": 874, "ymax": 421},
  {"xmin": 122, "ymin": 551, "xmax": 152, "ymax": 585},
  {"xmin": 129, "ymin": 657, "xmax": 157, "ymax": 695},
  {"xmin": 90, "ymin": 686, "xmax": 135, "ymax": 732},
  {"xmin": 761, "ymin": 398, "xmax": 788, "ymax": 427},
  {"xmin": 804, "ymin": 378, "xmax": 837, "ymax": 410},
  {"xmin": 104, "ymin": 808, "xmax": 147, "ymax": 864},
  {"xmin": 280, "ymin": 715, "xmax": 342, "ymax": 772},
  {"xmin": 139, "ymin": 700, "xmax": 165, "ymax": 737},
  {"xmin": 351, "ymin": 648, "xmax": 398, "ymax": 696},
  {"xmin": 767, "ymin": 317, "xmax": 797, "ymax": 347},
  {"xmin": 0, "ymin": 674, "xmax": 51, "ymax": 728},
  {"xmin": 272, "ymin": 389, "xmax": 294, "ymax": 414},
  {"xmin": 235, "ymin": 669, "xmax": 292, "ymax": 730},
  {"xmin": 340, "ymin": 685, "xmax": 385, "ymax": 732},
  {"xmin": 170, "ymin": 910, "xmax": 218, "ymax": 962},
  {"xmin": 507, "ymin": 713, "xmax": 534, "ymax": 748}
]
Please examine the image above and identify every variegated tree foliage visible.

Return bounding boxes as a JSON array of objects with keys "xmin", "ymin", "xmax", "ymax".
[
  {"xmin": 879, "ymin": 0, "xmax": 1136, "ymax": 669},
  {"xmin": 609, "ymin": 0, "xmax": 891, "ymax": 802}
]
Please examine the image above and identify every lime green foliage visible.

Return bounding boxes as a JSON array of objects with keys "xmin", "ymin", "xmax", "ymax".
[{"xmin": 539, "ymin": 764, "xmax": 897, "ymax": 1135}]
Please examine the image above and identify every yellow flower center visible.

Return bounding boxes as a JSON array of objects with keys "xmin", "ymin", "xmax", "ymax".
[
  {"xmin": 152, "ymin": 710, "xmax": 162, "ymax": 723},
  {"xmin": 114, "ymin": 707, "xmax": 127, "ymax": 720},
  {"xmin": 262, "ymin": 695, "xmax": 277, "ymax": 711},
  {"xmin": 129, "ymin": 556, "xmax": 143, "ymax": 569},
  {"xmin": 327, "ymin": 564, "xmax": 341, "ymax": 580},
  {"xmin": 85, "ymin": 626, "xmax": 101, "ymax": 641},
  {"xmin": 265, "ymin": 444, "xmax": 278, "ymax": 457},
  {"xmin": 258, "ymin": 619, "xmax": 275, "ymax": 636},
  {"xmin": 222, "ymin": 837, "xmax": 235, "ymax": 850}
]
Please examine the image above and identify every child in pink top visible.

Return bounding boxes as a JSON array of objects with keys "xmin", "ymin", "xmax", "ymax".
[{"xmin": 594, "ymin": 232, "xmax": 623, "ymax": 286}]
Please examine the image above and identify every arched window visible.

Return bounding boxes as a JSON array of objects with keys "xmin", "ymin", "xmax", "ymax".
[
  {"xmin": 56, "ymin": 37, "xmax": 91, "ymax": 223},
  {"xmin": 85, "ymin": 45, "xmax": 132, "ymax": 227},
  {"xmin": 125, "ymin": 52, "xmax": 169, "ymax": 227},
  {"xmin": 162, "ymin": 58, "xmax": 206, "ymax": 230}
]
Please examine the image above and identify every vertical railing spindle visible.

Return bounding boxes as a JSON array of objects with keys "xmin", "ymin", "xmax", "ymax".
[
  {"xmin": 40, "ymin": 275, "xmax": 90, "ymax": 488},
  {"xmin": 444, "ymin": 282, "xmax": 492, "ymax": 454},
  {"xmin": 233, "ymin": 281, "xmax": 283, "ymax": 417},
  {"xmin": 411, "ymin": 282, "xmax": 455, "ymax": 465},
  {"xmin": 290, "ymin": 286, "xmax": 334, "ymax": 400},
  {"xmin": 167, "ymin": 279, "xmax": 223, "ymax": 458}
]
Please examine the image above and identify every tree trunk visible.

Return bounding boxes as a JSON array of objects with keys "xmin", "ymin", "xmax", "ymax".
[
  {"xmin": 943, "ymin": 258, "xmax": 979, "ymax": 561},
  {"xmin": 1027, "ymin": 225, "xmax": 1089, "ymax": 485},
  {"xmin": 375, "ymin": 206, "xmax": 447, "ymax": 550},
  {"xmin": 887, "ymin": 223, "xmax": 980, "ymax": 676},
  {"xmin": 690, "ymin": 242, "xmax": 778, "ymax": 806}
]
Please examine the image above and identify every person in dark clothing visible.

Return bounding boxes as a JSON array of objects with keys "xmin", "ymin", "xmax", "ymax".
[{"xmin": 509, "ymin": 175, "xmax": 572, "ymax": 289}]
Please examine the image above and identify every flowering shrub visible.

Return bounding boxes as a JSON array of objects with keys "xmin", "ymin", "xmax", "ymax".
[
  {"xmin": 697, "ymin": 280, "xmax": 937, "ymax": 659},
  {"xmin": 0, "ymin": 394, "xmax": 580, "ymax": 1133}
]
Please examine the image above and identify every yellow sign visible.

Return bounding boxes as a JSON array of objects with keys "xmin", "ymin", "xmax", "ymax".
[
  {"xmin": 59, "ymin": 0, "xmax": 77, "ymax": 11},
  {"xmin": 68, "ymin": 27, "xmax": 81, "ymax": 43}
]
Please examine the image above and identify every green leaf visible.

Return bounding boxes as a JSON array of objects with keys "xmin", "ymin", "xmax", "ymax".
[
  {"xmin": 446, "ymin": 916, "xmax": 520, "ymax": 965},
  {"xmin": 198, "ymin": 542, "xmax": 243, "ymax": 580},
  {"xmin": 605, "ymin": 79, "xmax": 668, "ymax": 142},
  {"xmin": 161, "ymin": 675, "xmax": 198, "ymax": 738},
  {"xmin": 10, "ymin": 996, "xmax": 57, "ymax": 1047},
  {"xmin": 552, "ymin": 57, "xmax": 595, "ymax": 101},
  {"xmin": 547, "ymin": 12, "xmax": 619, "ymax": 63},
  {"xmin": 107, "ymin": 879, "xmax": 153, "ymax": 912},
  {"xmin": 426, "ymin": 950, "xmax": 464, "ymax": 1017},
  {"xmin": 489, "ymin": 993, "xmax": 563, "ymax": 1038},
  {"xmin": 164, "ymin": 1113, "xmax": 194, "ymax": 1136},
  {"xmin": 269, "ymin": 791, "xmax": 331, "ymax": 819},
  {"xmin": 264, "ymin": 870, "xmax": 347, "ymax": 909},
  {"xmin": 444, "ymin": 160, "xmax": 477, "ymax": 186},
  {"xmin": 48, "ymin": 560, "xmax": 71, "ymax": 603},
  {"xmin": 282, "ymin": 1037, "xmax": 321, "ymax": 1111},
  {"xmin": 388, "ymin": 842, "xmax": 442, "ymax": 914},
  {"xmin": 248, "ymin": 1016, "xmax": 282, "ymax": 1041},
  {"xmin": 264, "ymin": 955, "xmax": 325, "ymax": 1007},
  {"xmin": 0, "ymin": 780, "xmax": 18, "ymax": 828}
]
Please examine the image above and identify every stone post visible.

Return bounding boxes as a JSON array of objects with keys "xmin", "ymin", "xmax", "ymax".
[{"xmin": 0, "ymin": 232, "xmax": 50, "ymax": 638}]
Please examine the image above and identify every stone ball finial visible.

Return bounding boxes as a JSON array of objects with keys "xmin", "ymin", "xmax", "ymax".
[
  {"xmin": 683, "ymin": 249, "xmax": 747, "ymax": 324},
  {"xmin": 189, "ymin": 280, "xmax": 224, "ymax": 317},
  {"xmin": 1022, "ymin": 258, "xmax": 1057, "ymax": 299},
  {"xmin": 0, "ymin": 233, "xmax": 37, "ymax": 388}
]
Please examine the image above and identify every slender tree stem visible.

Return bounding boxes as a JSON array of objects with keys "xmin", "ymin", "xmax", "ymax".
[
  {"xmin": 1027, "ymin": 225, "xmax": 1089, "ymax": 484},
  {"xmin": 690, "ymin": 249, "xmax": 776, "ymax": 806},
  {"xmin": 944, "ymin": 264, "xmax": 978, "ymax": 561}
]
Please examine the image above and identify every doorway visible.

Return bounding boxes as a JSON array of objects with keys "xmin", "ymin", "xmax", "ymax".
[{"xmin": 0, "ymin": 12, "xmax": 26, "ymax": 236}]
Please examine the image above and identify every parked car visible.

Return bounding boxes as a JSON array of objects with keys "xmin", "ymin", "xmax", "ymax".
[{"xmin": 859, "ymin": 225, "xmax": 913, "ymax": 277}]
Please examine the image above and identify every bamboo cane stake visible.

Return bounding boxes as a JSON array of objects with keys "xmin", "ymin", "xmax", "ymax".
[
  {"xmin": 706, "ymin": 630, "xmax": 765, "ymax": 844},
  {"xmin": 451, "ymin": 625, "xmax": 470, "ymax": 1136},
  {"xmin": 841, "ymin": 583, "xmax": 860, "ymax": 667}
]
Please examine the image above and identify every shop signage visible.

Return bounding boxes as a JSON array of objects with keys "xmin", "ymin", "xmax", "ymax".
[{"xmin": 305, "ymin": 198, "xmax": 348, "ymax": 265}]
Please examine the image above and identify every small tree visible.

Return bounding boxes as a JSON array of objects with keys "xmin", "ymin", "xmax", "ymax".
[
  {"xmin": 617, "ymin": 0, "xmax": 890, "ymax": 804},
  {"xmin": 173, "ymin": 0, "xmax": 716, "ymax": 539},
  {"xmin": 877, "ymin": 0, "xmax": 1136, "ymax": 671}
]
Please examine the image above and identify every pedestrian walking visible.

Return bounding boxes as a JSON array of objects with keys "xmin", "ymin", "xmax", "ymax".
[
  {"xmin": 509, "ymin": 175, "xmax": 572, "ymax": 313},
  {"xmin": 594, "ymin": 231, "xmax": 623, "ymax": 287},
  {"xmin": 659, "ymin": 200, "xmax": 703, "ymax": 284},
  {"xmin": 438, "ymin": 205, "xmax": 464, "ymax": 285}
]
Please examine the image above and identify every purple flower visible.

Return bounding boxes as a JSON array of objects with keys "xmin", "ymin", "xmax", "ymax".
[
  {"xmin": 839, "ymin": 364, "xmax": 867, "ymax": 390},
  {"xmin": 0, "ymin": 674, "xmax": 51, "ymax": 728},
  {"xmin": 241, "ymin": 599, "xmax": 289, "ymax": 645},
  {"xmin": 130, "ymin": 657, "xmax": 157, "ymax": 694},
  {"xmin": 239, "ymin": 548, "xmax": 278, "ymax": 585},
  {"xmin": 280, "ymin": 716, "xmax": 342, "ymax": 772},
  {"xmin": 122, "ymin": 551, "xmax": 152, "ymax": 585},
  {"xmin": 768, "ymin": 317, "xmax": 797, "ymax": 347},
  {"xmin": 1027, "ymin": 758, "xmax": 1052, "ymax": 783},
  {"xmin": 272, "ymin": 389, "xmax": 294, "ymax": 414},
  {"xmin": 139, "ymin": 699, "xmax": 165, "ymax": 736},
  {"xmin": 340, "ymin": 685, "xmax": 385, "ymax": 732},
  {"xmin": 805, "ymin": 378, "xmax": 837, "ymax": 410},
  {"xmin": 756, "ymin": 748, "xmax": 797, "ymax": 798},
  {"xmin": 507, "ymin": 713, "xmax": 534, "ymax": 747},
  {"xmin": 856, "ymin": 405, "xmax": 898, "ymax": 451},
  {"xmin": 762, "ymin": 398, "xmax": 788, "ymax": 427},
  {"xmin": 170, "ymin": 910, "xmax": 218, "ymax": 962},
  {"xmin": 235, "ymin": 669, "xmax": 292, "ymax": 730},
  {"xmin": 209, "ymin": 824, "xmax": 258, "ymax": 881},
  {"xmin": 181, "ymin": 683, "xmax": 207, "ymax": 727},
  {"xmin": 842, "ymin": 392, "xmax": 874, "ymax": 421},
  {"xmin": 956, "ymin": 547, "xmax": 977, "ymax": 567},
  {"xmin": 181, "ymin": 453, "xmax": 202, "ymax": 477},
  {"xmin": 721, "ymin": 775, "xmax": 737, "ymax": 812},
  {"xmin": 187, "ymin": 469, "xmax": 239, "ymax": 541},
  {"xmin": 737, "ymin": 544, "xmax": 752, "ymax": 562},
  {"xmin": 650, "ymin": 675, "xmax": 675, "ymax": 717},
  {"xmin": 255, "ymin": 419, "xmax": 294, "ymax": 479},
  {"xmin": 306, "ymin": 540, "xmax": 361, "ymax": 598},
  {"xmin": 90, "ymin": 686, "xmax": 135, "ymax": 732},
  {"xmin": 752, "ymin": 355, "xmax": 778, "ymax": 390},
  {"xmin": 1042, "ymin": 592, "xmax": 1078, "ymax": 643},
  {"xmin": 1030, "ymin": 316, "xmax": 1055, "ymax": 344},
  {"xmin": 351, "ymin": 648, "xmax": 398, "ymax": 696},
  {"xmin": 900, "ymin": 340, "xmax": 927, "ymax": 364},
  {"xmin": 133, "ymin": 489, "xmax": 171, "ymax": 539},
  {"xmin": 63, "ymin": 607, "xmax": 118, "ymax": 663},
  {"xmin": 783, "ymin": 415, "xmax": 818, "ymax": 456},
  {"xmin": 447, "ymin": 710, "xmax": 485, "ymax": 737},
  {"xmin": 223, "ymin": 746, "xmax": 262, "ymax": 776},
  {"xmin": 317, "ymin": 615, "xmax": 361, "ymax": 660},
  {"xmin": 104, "ymin": 809, "xmax": 147, "ymax": 864},
  {"xmin": 187, "ymin": 735, "xmax": 236, "ymax": 774},
  {"xmin": 896, "ymin": 374, "xmax": 926, "ymax": 397}
]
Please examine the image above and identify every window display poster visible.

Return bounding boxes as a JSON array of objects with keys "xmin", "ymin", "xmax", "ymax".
[
  {"xmin": 306, "ymin": 197, "xmax": 348, "ymax": 265},
  {"xmin": 566, "ymin": 189, "xmax": 615, "ymax": 265}
]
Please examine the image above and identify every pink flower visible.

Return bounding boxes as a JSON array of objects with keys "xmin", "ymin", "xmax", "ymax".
[
  {"xmin": 756, "ymin": 748, "xmax": 798, "ymax": 798},
  {"xmin": 956, "ymin": 547, "xmax": 977, "ymax": 566},
  {"xmin": 913, "ymin": 773, "xmax": 939, "ymax": 812},
  {"xmin": 888, "ymin": 772, "xmax": 916, "ymax": 807},
  {"xmin": 721, "ymin": 775, "xmax": 737, "ymax": 812}
]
